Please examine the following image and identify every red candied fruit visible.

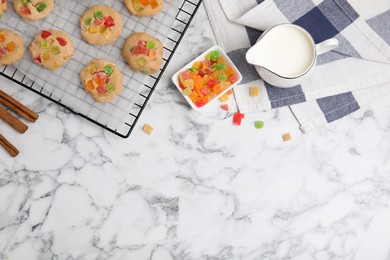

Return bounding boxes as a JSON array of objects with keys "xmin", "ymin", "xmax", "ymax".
[
  {"xmin": 20, "ymin": 5, "xmax": 31, "ymax": 15},
  {"xmin": 103, "ymin": 16, "xmax": 115, "ymax": 28},
  {"xmin": 0, "ymin": 46, "xmax": 7, "ymax": 58},
  {"xmin": 34, "ymin": 56, "xmax": 42, "ymax": 64},
  {"xmin": 195, "ymin": 100, "xmax": 205, "ymax": 108},
  {"xmin": 233, "ymin": 112, "xmax": 245, "ymax": 126},
  {"xmin": 138, "ymin": 40, "xmax": 146, "ymax": 47},
  {"xmin": 93, "ymin": 19, "xmax": 103, "ymax": 26},
  {"xmin": 41, "ymin": 30, "xmax": 52, "ymax": 39},
  {"xmin": 56, "ymin": 37, "xmax": 67, "ymax": 46},
  {"xmin": 97, "ymin": 85, "xmax": 106, "ymax": 95},
  {"xmin": 229, "ymin": 74, "xmax": 239, "ymax": 83}
]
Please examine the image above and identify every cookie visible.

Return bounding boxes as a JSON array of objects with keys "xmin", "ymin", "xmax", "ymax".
[
  {"xmin": 14, "ymin": 0, "xmax": 54, "ymax": 21},
  {"xmin": 122, "ymin": 32, "xmax": 163, "ymax": 74},
  {"xmin": 124, "ymin": 0, "xmax": 163, "ymax": 17},
  {"xmin": 0, "ymin": 0, "xmax": 7, "ymax": 17},
  {"xmin": 80, "ymin": 5, "xmax": 123, "ymax": 46},
  {"xmin": 80, "ymin": 59, "xmax": 123, "ymax": 103},
  {"xmin": 0, "ymin": 29, "xmax": 24, "ymax": 66},
  {"xmin": 29, "ymin": 30, "xmax": 74, "ymax": 70}
]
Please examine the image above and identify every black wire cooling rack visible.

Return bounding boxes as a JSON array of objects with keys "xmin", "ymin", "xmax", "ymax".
[{"xmin": 0, "ymin": 0, "xmax": 203, "ymax": 138}]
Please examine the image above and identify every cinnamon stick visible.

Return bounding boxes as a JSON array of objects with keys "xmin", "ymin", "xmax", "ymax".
[
  {"xmin": 0, "ymin": 133, "xmax": 19, "ymax": 157},
  {"xmin": 0, "ymin": 106, "xmax": 28, "ymax": 133},
  {"xmin": 0, "ymin": 90, "xmax": 39, "ymax": 122}
]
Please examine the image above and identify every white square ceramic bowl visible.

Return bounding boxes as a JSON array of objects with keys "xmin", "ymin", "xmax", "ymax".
[{"xmin": 172, "ymin": 45, "xmax": 243, "ymax": 111}]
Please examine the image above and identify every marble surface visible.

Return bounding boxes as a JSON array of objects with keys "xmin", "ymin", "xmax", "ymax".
[{"xmin": 1, "ymin": 3, "xmax": 390, "ymax": 260}]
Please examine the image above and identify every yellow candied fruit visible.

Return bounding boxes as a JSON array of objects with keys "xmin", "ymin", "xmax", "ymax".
[
  {"xmin": 6, "ymin": 42, "xmax": 16, "ymax": 52},
  {"xmin": 220, "ymin": 81, "xmax": 231, "ymax": 90},
  {"xmin": 102, "ymin": 28, "xmax": 112, "ymax": 38},
  {"xmin": 87, "ymin": 66, "xmax": 96, "ymax": 74},
  {"xmin": 143, "ymin": 124, "xmax": 154, "ymax": 135},
  {"xmin": 219, "ymin": 93, "xmax": 229, "ymax": 102},
  {"xmin": 250, "ymin": 86, "xmax": 260, "ymax": 97},
  {"xmin": 282, "ymin": 133, "xmax": 292, "ymax": 142},
  {"xmin": 192, "ymin": 61, "xmax": 201, "ymax": 69},
  {"xmin": 0, "ymin": 34, "xmax": 6, "ymax": 42},
  {"xmin": 89, "ymin": 26, "xmax": 100, "ymax": 34},
  {"xmin": 42, "ymin": 52, "xmax": 50, "ymax": 62},
  {"xmin": 207, "ymin": 91, "xmax": 216, "ymax": 101}
]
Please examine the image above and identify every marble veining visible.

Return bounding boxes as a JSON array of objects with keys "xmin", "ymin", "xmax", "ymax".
[{"xmin": 1, "ymin": 3, "xmax": 390, "ymax": 260}]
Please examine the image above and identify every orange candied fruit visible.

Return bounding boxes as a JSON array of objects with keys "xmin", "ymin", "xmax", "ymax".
[
  {"xmin": 86, "ymin": 80, "xmax": 94, "ymax": 91},
  {"xmin": 6, "ymin": 41, "xmax": 16, "ymax": 52},
  {"xmin": 94, "ymin": 77, "xmax": 105, "ymax": 86},
  {"xmin": 150, "ymin": 0, "xmax": 158, "ymax": 8},
  {"xmin": 0, "ymin": 34, "xmax": 6, "ymax": 42}
]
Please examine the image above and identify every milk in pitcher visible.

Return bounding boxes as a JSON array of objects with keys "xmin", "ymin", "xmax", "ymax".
[{"xmin": 253, "ymin": 25, "xmax": 315, "ymax": 78}]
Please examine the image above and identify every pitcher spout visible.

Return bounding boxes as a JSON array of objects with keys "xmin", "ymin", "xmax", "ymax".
[{"xmin": 246, "ymin": 44, "xmax": 264, "ymax": 67}]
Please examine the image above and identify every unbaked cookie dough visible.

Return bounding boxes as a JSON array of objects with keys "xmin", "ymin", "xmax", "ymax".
[
  {"xmin": 29, "ymin": 30, "xmax": 74, "ymax": 70},
  {"xmin": 0, "ymin": 0, "xmax": 8, "ymax": 17},
  {"xmin": 0, "ymin": 29, "xmax": 25, "ymax": 66},
  {"xmin": 122, "ymin": 32, "xmax": 163, "ymax": 74},
  {"xmin": 14, "ymin": 0, "xmax": 54, "ymax": 21},
  {"xmin": 124, "ymin": 0, "xmax": 163, "ymax": 17},
  {"xmin": 80, "ymin": 59, "xmax": 123, "ymax": 103},
  {"xmin": 80, "ymin": 5, "xmax": 123, "ymax": 46}
]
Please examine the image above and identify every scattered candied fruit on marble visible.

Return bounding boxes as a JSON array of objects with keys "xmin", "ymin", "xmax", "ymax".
[
  {"xmin": 254, "ymin": 121, "xmax": 264, "ymax": 129},
  {"xmin": 219, "ymin": 93, "xmax": 229, "ymax": 102},
  {"xmin": 221, "ymin": 104, "xmax": 229, "ymax": 111},
  {"xmin": 143, "ymin": 123, "xmax": 154, "ymax": 135},
  {"xmin": 233, "ymin": 112, "xmax": 245, "ymax": 126},
  {"xmin": 282, "ymin": 132, "xmax": 292, "ymax": 142},
  {"xmin": 250, "ymin": 86, "xmax": 260, "ymax": 97}
]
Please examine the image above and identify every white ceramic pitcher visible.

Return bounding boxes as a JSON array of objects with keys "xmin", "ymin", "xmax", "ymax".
[{"xmin": 246, "ymin": 24, "xmax": 339, "ymax": 88}]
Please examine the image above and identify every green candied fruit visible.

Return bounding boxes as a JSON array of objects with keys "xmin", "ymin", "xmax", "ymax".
[
  {"xmin": 254, "ymin": 121, "xmax": 264, "ymax": 129},
  {"xmin": 133, "ymin": 0, "xmax": 144, "ymax": 12},
  {"xmin": 188, "ymin": 68, "xmax": 198, "ymax": 73},
  {"xmin": 103, "ymin": 65, "xmax": 114, "ymax": 76},
  {"xmin": 210, "ymin": 50, "xmax": 220, "ymax": 61},
  {"xmin": 182, "ymin": 87, "xmax": 192, "ymax": 96},
  {"xmin": 205, "ymin": 52, "xmax": 212, "ymax": 61},
  {"xmin": 218, "ymin": 73, "xmax": 228, "ymax": 82},
  {"xmin": 40, "ymin": 40, "xmax": 48, "ymax": 49},
  {"xmin": 22, "ymin": 0, "xmax": 28, "ymax": 4},
  {"xmin": 215, "ymin": 63, "xmax": 226, "ymax": 71},
  {"xmin": 94, "ymin": 10, "xmax": 103, "ymax": 19},
  {"xmin": 51, "ymin": 45, "xmax": 61, "ymax": 55},
  {"xmin": 136, "ymin": 58, "xmax": 144, "ymax": 67},
  {"xmin": 85, "ymin": 18, "xmax": 92, "ymax": 26},
  {"xmin": 146, "ymin": 41, "xmax": 155, "ymax": 50},
  {"xmin": 105, "ymin": 83, "xmax": 115, "ymax": 93},
  {"xmin": 36, "ymin": 2, "xmax": 47, "ymax": 12}
]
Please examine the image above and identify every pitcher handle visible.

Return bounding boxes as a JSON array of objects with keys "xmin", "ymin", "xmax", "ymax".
[{"xmin": 316, "ymin": 38, "xmax": 339, "ymax": 55}]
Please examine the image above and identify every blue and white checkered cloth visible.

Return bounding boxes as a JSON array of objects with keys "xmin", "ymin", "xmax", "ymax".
[{"xmin": 204, "ymin": 0, "xmax": 390, "ymax": 132}]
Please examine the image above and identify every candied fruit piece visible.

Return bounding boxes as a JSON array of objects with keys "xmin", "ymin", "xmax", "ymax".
[
  {"xmin": 250, "ymin": 86, "xmax": 260, "ymax": 97},
  {"xmin": 143, "ymin": 124, "xmax": 154, "ymax": 135},
  {"xmin": 6, "ymin": 41, "xmax": 16, "ymax": 52}
]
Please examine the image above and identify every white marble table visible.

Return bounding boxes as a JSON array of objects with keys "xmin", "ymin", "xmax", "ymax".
[{"xmin": 1, "ymin": 3, "xmax": 390, "ymax": 260}]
